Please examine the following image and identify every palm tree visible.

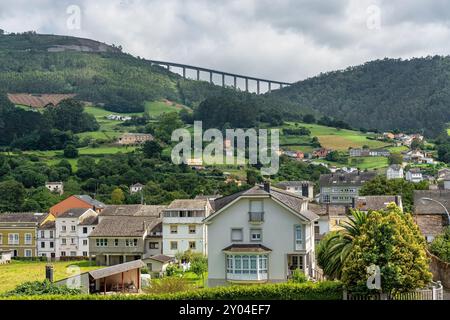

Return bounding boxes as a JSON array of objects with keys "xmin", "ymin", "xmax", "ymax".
[{"xmin": 317, "ymin": 210, "xmax": 367, "ymax": 279}]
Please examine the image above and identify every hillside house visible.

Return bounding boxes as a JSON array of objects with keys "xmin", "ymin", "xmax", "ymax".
[
  {"xmin": 312, "ymin": 148, "xmax": 330, "ymax": 159},
  {"xmin": 45, "ymin": 182, "xmax": 64, "ymax": 195},
  {"xmin": 130, "ymin": 183, "xmax": 144, "ymax": 194},
  {"xmin": 205, "ymin": 183, "xmax": 319, "ymax": 287},
  {"xmin": 319, "ymin": 171, "xmax": 377, "ymax": 205},
  {"xmin": 386, "ymin": 164, "xmax": 404, "ymax": 180},
  {"xmin": 406, "ymin": 168, "xmax": 423, "ymax": 183},
  {"xmin": 118, "ymin": 133, "xmax": 153, "ymax": 145}
]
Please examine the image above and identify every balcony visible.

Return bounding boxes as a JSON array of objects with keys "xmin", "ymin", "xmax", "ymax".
[
  {"xmin": 248, "ymin": 212, "xmax": 264, "ymax": 224},
  {"xmin": 227, "ymin": 272, "xmax": 268, "ymax": 282}
]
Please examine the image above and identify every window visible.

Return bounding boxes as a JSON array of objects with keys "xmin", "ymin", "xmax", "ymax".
[
  {"xmin": 170, "ymin": 241, "xmax": 178, "ymax": 250},
  {"xmin": 71, "ymin": 238, "xmax": 76, "ymax": 244},
  {"xmin": 231, "ymin": 228, "xmax": 243, "ymax": 242},
  {"xmin": 83, "ymin": 240, "xmax": 88, "ymax": 246},
  {"xmin": 24, "ymin": 249, "xmax": 32, "ymax": 257},
  {"xmin": 295, "ymin": 225, "xmax": 303, "ymax": 250},
  {"xmin": 83, "ymin": 227, "xmax": 88, "ymax": 234},
  {"xmin": 189, "ymin": 241, "xmax": 196, "ymax": 250},
  {"xmin": 8, "ymin": 233, "xmax": 19, "ymax": 245},
  {"xmin": 226, "ymin": 255, "xmax": 268, "ymax": 275},
  {"xmin": 25, "ymin": 233, "xmax": 32, "ymax": 244},
  {"xmin": 250, "ymin": 229, "xmax": 262, "ymax": 242},
  {"xmin": 50, "ymin": 242, "xmax": 54, "ymax": 248},
  {"xmin": 96, "ymin": 239, "xmax": 108, "ymax": 247},
  {"xmin": 148, "ymin": 263, "xmax": 153, "ymax": 271},
  {"xmin": 149, "ymin": 242, "xmax": 159, "ymax": 249},
  {"xmin": 126, "ymin": 239, "xmax": 138, "ymax": 247},
  {"xmin": 61, "ymin": 238, "xmax": 67, "ymax": 245},
  {"xmin": 114, "ymin": 239, "xmax": 119, "ymax": 247},
  {"xmin": 40, "ymin": 231, "xmax": 45, "ymax": 238},
  {"xmin": 40, "ymin": 242, "xmax": 45, "ymax": 248},
  {"xmin": 83, "ymin": 251, "xmax": 88, "ymax": 257},
  {"xmin": 314, "ymin": 226, "xmax": 320, "ymax": 237},
  {"xmin": 70, "ymin": 251, "xmax": 76, "ymax": 257},
  {"xmin": 60, "ymin": 251, "xmax": 66, "ymax": 257},
  {"xmin": 249, "ymin": 200, "xmax": 264, "ymax": 222},
  {"xmin": 61, "ymin": 226, "xmax": 66, "ymax": 232},
  {"xmin": 170, "ymin": 225, "xmax": 178, "ymax": 234},
  {"xmin": 49, "ymin": 231, "xmax": 54, "ymax": 238},
  {"xmin": 71, "ymin": 225, "xmax": 76, "ymax": 232},
  {"xmin": 188, "ymin": 225, "xmax": 196, "ymax": 234}
]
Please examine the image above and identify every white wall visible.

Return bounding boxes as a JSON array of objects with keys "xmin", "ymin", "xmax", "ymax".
[
  {"xmin": 162, "ymin": 220, "xmax": 206, "ymax": 256},
  {"xmin": 37, "ymin": 229, "xmax": 55, "ymax": 258},
  {"xmin": 207, "ymin": 196, "xmax": 314, "ymax": 283}
]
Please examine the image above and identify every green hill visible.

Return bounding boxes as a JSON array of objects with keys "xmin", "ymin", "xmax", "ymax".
[{"xmin": 268, "ymin": 56, "xmax": 450, "ymax": 137}]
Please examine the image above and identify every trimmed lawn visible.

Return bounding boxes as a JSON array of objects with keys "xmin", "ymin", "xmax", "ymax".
[{"xmin": 0, "ymin": 260, "xmax": 100, "ymax": 293}]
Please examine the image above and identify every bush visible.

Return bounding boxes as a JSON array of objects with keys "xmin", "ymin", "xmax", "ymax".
[
  {"xmin": 165, "ymin": 264, "xmax": 182, "ymax": 277},
  {"xmin": 144, "ymin": 277, "xmax": 192, "ymax": 294},
  {"xmin": 3, "ymin": 280, "xmax": 82, "ymax": 297},
  {"xmin": 290, "ymin": 269, "xmax": 308, "ymax": 283},
  {"xmin": 1, "ymin": 281, "xmax": 343, "ymax": 300},
  {"xmin": 429, "ymin": 227, "xmax": 450, "ymax": 262}
]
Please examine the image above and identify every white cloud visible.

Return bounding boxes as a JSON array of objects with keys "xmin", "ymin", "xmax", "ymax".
[{"xmin": 0, "ymin": 0, "xmax": 450, "ymax": 82}]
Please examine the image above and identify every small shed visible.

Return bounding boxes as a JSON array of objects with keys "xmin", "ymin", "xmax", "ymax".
[
  {"xmin": 143, "ymin": 254, "xmax": 175, "ymax": 275},
  {"xmin": 55, "ymin": 260, "xmax": 146, "ymax": 294}
]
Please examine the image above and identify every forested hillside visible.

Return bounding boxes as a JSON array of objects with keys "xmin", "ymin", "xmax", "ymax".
[{"xmin": 268, "ymin": 56, "xmax": 450, "ymax": 137}]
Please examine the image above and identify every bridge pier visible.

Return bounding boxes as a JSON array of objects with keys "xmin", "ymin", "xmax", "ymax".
[
  {"xmin": 257, "ymin": 80, "xmax": 260, "ymax": 95},
  {"xmin": 245, "ymin": 78, "xmax": 249, "ymax": 92},
  {"xmin": 197, "ymin": 69, "xmax": 200, "ymax": 81},
  {"xmin": 222, "ymin": 74, "xmax": 225, "ymax": 87},
  {"xmin": 268, "ymin": 82, "xmax": 272, "ymax": 93},
  {"xmin": 210, "ymin": 72, "xmax": 213, "ymax": 84},
  {"xmin": 182, "ymin": 67, "xmax": 186, "ymax": 79},
  {"xmin": 233, "ymin": 76, "xmax": 237, "ymax": 89}
]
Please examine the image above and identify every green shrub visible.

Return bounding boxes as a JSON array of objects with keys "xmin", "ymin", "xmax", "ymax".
[
  {"xmin": 429, "ymin": 227, "xmax": 450, "ymax": 262},
  {"xmin": 290, "ymin": 269, "xmax": 308, "ymax": 283},
  {"xmin": 3, "ymin": 280, "xmax": 82, "ymax": 297},
  {"xmin": 1, "ymin": 281, "xmax": 343, "ymax": 300},
  {"xmin": 144, "ymin": 277, "xmax": 192, "ymax": 294},
  {"xmin": 165, "ymin": 264, "xmax": 182, "ymax": 276}
]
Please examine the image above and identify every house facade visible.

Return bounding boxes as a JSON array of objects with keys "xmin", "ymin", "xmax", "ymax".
[
  {"xmin": 406, "ymin": 169, "xmax": 423, "ymax": 183},
  {"xmin": 37, "ymin": 220, "xmax": 56, "ymax": 259},
  {"xmin": 387, "ymin": 164, "xmax": 404, "ymax": 180},
  {"xmin": 319, "ymin": 171, "xmax": 377, "ymax": 205},
  {"xmin": 55, "ymin": 208, "xmax": 98, "ymax": 258},
  {"xmin": 118, "ymin": 133, "xmax": 154, "ymax": 145},
  {"xmin": 89, "ymin": 205, "xmax": 166, "ymax": 266},
  {"xmin": 162, "ymin": 199, "xmax": 212, "ymax": 257},
  {"xmin": 45, "ymin": 182, "xmax": 64, "ymax": 195},
  {"xmin": 0, "ymin": 212, "xmax": 53, "ymax": 257},
  {"xmin": 204, "ymin": 183, "xmax": 318, "ymax": 287},
  {"xmin": 276, "ymin": 181, "xmax": 314, "ymax": 200}
]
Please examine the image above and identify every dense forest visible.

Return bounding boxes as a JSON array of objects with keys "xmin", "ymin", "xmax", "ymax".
[{"xmin": 268, "ymin": 56, "xmax": 450, "ymax": 137}]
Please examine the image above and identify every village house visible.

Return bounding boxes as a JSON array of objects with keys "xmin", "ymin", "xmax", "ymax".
[
  {"xmin": 319, "ymin": 171, "xmax": 377, "ymax": 205},
  {"xmin": 162, "ymin": 199, "xmax": 213, "ymax": 257},
  {"xmin": 130, "ymin": 183, "xmax": 144, "ymax": 194},
  {"xmin": 312, "ymin": 148, "xmax": 330, "ymax": 159},
  {"xmin": 45, "ymin": 182, "xmax": 64, "ymax": 195},
  {"xmin": 0, "ymin": 212, "xmax": 53, "ymax": 257},
  {"xmin": 49, "ymin": 195, "xmax": 105, "ymax": 217},
  {"xmin": 118, "ymin": 133, "xmax": 154, "ymax": 145},
  {"xmin": 37, "ymin": 220, "xmax": 56, "ymax": 260},
  {"xmin": 276, "ymin": 181, "xmax": 314, "ymax": 200},
  {"xmin": 142, "ymin": 254, "xmax": 175, "ymax": 277},
  {"xmin": 349, "ymin": 148, "xmax": 390, "ymax": 157},
  {"xmin": 204, "ymin": 183, "xmax": 319, "ymax": 287},
  {"xmin": 386, "ymin": 164, "xmax": 404, "ymax": 180},
  {"xmin": 89, "ymin": 205, "xmax": 166, "ymax": 266},
  {"xmin": 413, "ymin": 190, "xmax": 450, "ymax": 242},
  {"xmin": 353, "ymin": 195, "xmax": 403, "ymax": 212},
  {"xmin": 308, "ymin": 203, "xmax": 347, "ymax": 242},
  {"xmin": 106, "ymin": 114, "xmax": 132, "ymax": 121},
  {"xmin": 437, "ymin": 168, "xmax": 450, "ymax": 180},
  {"xmin": 406, "ymin": 168, "xmax": 423, "ymax": 183},
  {"xmin": 55, "ymin": 208, "xmax": 98, "ymax": 259}
]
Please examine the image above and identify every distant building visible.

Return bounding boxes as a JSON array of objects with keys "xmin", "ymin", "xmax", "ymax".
[
  {"xmin": 319, "ymin": 171, "xmax": 377, "ymax": 205},
  {"xmin": 406, "ymin": 169, "xmax": 423, "ymax": 183},
  {"xmin": 277, "ymin": 181, "xmax": 314, "ymax": 200},
  {"xmin": 386, "ymin": 164, "xmax": 404, "ymax": 180},
  {"xmin": 49, "ymin": 195, "xmax": 105, "ymax": 217},
  {"xmin": 413, "ymin": 190, "xmax": 450, "ymax": 242},
  {"xmin": 437, "ymin": 168, "xmax": 450, "ymax": 180},
  {"xmin": 118, "ymin": 133, "xmax": 154, "ymax": 145},
  {"xmin": 442, "ymin": 173, "xmax": 450, "ymax": 190},
  {"xmin": 353, "ymin": 195, "xmax": 403, "ymax": 212},
  {"xmin": 130, "ymin": 183, "xmax": 144, "ymax": 194},
  {"xmin": 349, "ymin": 148, "xmax": 390, "ymax": 157},
  {"xmin": 106, "ymin": 114, "xmax": 132, "ymax": 121},
  {"xmin": 37, "ymin": 220, "xmax": 56, "ymax": 260},
  {"xmin": 45, "ymin": 182, "xmax": 64, "ymax": 195},
  {"xmin": 312, "ymin": 148, "xmax": 330, "ymax": 159}
]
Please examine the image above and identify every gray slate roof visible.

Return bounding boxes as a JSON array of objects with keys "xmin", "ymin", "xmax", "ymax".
[
  {"xmin": 144, "ymin": 254, "xmax": 174, "ymax": 263},
  {"xmin": 414, "ymin": 190, "xmax": 450, "ymax": 215},
  {"xmin": 74, "ymin": 195, "xmax": 106, "ymax": 209},
  {"xmin": 211, "ymin": 185, "xmax": 318, "ymax": 222},
  {"xmin": 308, "ymin": 203, "xmax": 348, "ymax": 216},
  {"xmin": 277, "ymin": 181, "xmax": 313, "ymax": 187},
  {"xmin": 79, "ymin": 215, "xmax": 98, "ymax": 226},
  {"xmin": 100, "ymin": 205, "xmax": 166, "ymax": 217},
  {"xmin": 319, "ymin": 171, "xmax": 377, "ymax": 187},
  {"xmin": 354, "ymin": 196, "xmax": 401, "ymax": 211},
  {"xmin": 89, "ymin": 260, "xmax": 146, "ymax": 280},
  {"xmin": 39, "ymin": 220, "xmax": 56, "ymax": 230},
  {"xmin": 90, "ymin": 216, "xmax": 162, "ymax": 237},
  {"xmin": 59, "ymin": 208, "xmax": 91, "ymax": 218},
  {"xmin": 166, "ymin": 199, "xmax": 208, "ymax": 210},
  {"xmin": 0, "ymin": 212, "xmax": 48, "ymax": 224}
]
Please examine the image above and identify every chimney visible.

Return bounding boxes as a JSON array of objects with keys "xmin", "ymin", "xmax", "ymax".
[
  {"xmin": 45, "ymin": 264, "xmax": 54, "ymax": 282},
  {"xmin": 263, "ymin": 181, "xmax": 271, "ymax": 193}
]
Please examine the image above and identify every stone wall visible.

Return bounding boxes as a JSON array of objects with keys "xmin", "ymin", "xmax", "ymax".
[{"xmin": 428, "ymin": 251, "xmax": 450, "ymax": 289}]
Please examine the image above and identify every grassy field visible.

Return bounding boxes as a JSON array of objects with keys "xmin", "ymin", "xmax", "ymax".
[
  {"xmin": 0, "ymin": 260, "xmax": 100, "ymax": 293},
  {"xmin": 145, "ymin": 100, "xmax": 188, "ymax": 117}
]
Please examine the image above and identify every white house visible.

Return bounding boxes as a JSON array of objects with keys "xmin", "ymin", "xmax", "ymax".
[
  {"xmin": 45, "ymin": 182, "xmax": 64, "ymax": 195},
  {"xmin": 204, "ymin": 183, "xmax": 319, "ymax": 287},
  {"xmin": 442, "ymin": 173, "xmax": 450, "ymax": 190},
  {"xmin": 162, "ymin": 199, "xmax": 212, "ymax": 257},
  {"xmin": 37, "ymin": 220, "xmax": 56, "ymax": 260},
  {"xmin": 130, "ymin": 183, "xmax": 144, "ymax": 194},
  {"xmin": 406, "ymin": 169, "xmax": 423, "ymax": 183},
  {"xmin": 276, "ymin": 181, "xmax": 314, "ymax": 200},
  {"xmin": 55, "ymin": 208, "xmax": 98, "ymax": 259},
  {"xmin": 386, "ymin": 164, "xmax": 404, "ymax": 180}
]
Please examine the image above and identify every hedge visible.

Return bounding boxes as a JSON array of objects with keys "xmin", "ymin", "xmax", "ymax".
[{"xmin": 1, "ymin": 281, "xmax": 343, "ymax": 300}]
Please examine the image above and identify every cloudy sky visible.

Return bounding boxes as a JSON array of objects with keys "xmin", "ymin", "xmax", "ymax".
[{"xmin": 1, "ymin": 0, "xmax": 450, "ymax": 82}]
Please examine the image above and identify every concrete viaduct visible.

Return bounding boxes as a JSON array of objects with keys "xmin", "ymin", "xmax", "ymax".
[{"xmin": 147, "ymin": 60, "xmax": 293, "ymax": 94}]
